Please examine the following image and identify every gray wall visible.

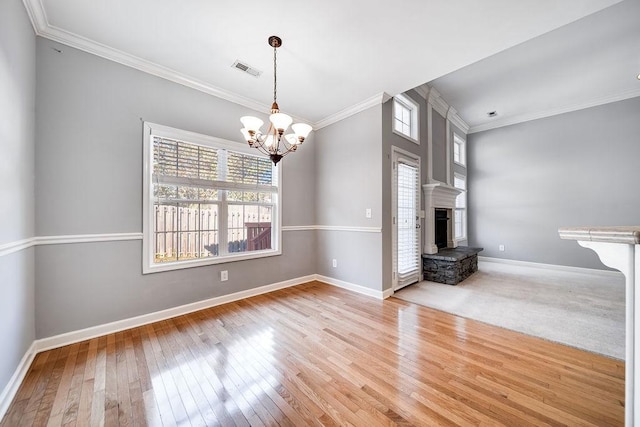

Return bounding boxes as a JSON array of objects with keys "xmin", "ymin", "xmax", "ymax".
[
  {"xmin": 0, "ymin": 0, "xmax": 36, "ymax": 397},
  {"xmin": 431, "ymin": 111, "xmax": 447, "ymax": 183},
  {"xmin": 468, "ymin": 97, "xmax": 640, "ymax": 269},
  {"xmin": 34, "ymin": 38, "xmax": 316, "ymax": 338},
  {"xmin": 381, "ymin": 91, "xmax": 429, "ymax": 290},
  {"xmin": 314, "ymin": 105, "xmax": 383, "ymax": 291}
]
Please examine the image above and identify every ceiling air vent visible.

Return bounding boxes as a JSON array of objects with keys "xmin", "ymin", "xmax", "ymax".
[{"xmin": 232, "ymin": 60, "xmax": 262, "ymax": 77}]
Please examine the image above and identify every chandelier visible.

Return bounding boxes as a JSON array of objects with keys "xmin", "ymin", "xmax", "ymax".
[{"xmin": 240, "ymin": 36, "xmax": 312, "ymax": 165}]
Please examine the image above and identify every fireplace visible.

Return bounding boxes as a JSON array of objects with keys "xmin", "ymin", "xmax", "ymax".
[
  {"xmin": 434, "ymin": 209, "xmax": 449, "ymax": 249},
  {"xmin": 423, "ymin": 182, "xmax": 461, "ymax": 254}
]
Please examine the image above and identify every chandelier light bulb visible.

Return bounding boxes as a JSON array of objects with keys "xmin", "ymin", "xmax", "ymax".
[
  {"xmin": 269, "ymin": 113, "xmax": 293, "ymax": 133},
  {"xmin": 292, "ymin": 123, "xmax": 312, "ymax": 142},
  {"xmin": 285, "ymin": 134, "xmax": 298, "ymax": 145},
  {"xmin": 240, "ymin": 116, "xmax": 264, "ymax": 133},
  {"xmin": 240, "ymin": 128, "xmax": 252, "ymax": 142}
]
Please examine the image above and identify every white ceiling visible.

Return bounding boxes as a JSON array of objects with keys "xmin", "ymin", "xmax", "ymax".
[
  {"xmin": 25, "ymin": 0, "xmax": 630, "ymax": 128},
  {"xmin": 430, "ymin": 0, "xmax": 640, "ymax": 133}
]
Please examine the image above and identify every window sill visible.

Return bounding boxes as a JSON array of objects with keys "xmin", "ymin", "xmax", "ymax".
[
  {"xmin": 143, "ymin": 248, "xmax": 282, "ymax": 274},
  {"xmin": 392, "ymin": 129, "xmax": 420, "ymax": 145}
]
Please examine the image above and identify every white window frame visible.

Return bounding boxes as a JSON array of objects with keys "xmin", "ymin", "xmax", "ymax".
[
  {"xmin": 453, "ymin": 172, "xmax": 467, "ymax": 242},
  {"xmin": 142, "ymin": 122, "xmax": 282, "ymax": 274},
  {"xmin": 453, "ymin": 133, "xmax": 466, "ymax": 166},
  {"xmin": 393, "ymin": 94, "xmax": 419, "ymax": 144}
]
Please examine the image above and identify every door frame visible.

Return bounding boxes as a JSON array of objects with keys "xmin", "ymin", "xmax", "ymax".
[{"xmin": 391, "ymin": 146, "xmax": 421, "ymax": 292}]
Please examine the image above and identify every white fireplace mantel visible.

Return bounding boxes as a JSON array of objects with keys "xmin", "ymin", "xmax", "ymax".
[{"xmin": 423, "ymin": 182, "xmax": 461, "ymax": 254}]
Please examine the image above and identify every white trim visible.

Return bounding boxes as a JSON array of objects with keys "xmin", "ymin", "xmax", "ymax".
[
  {"xmin": 34, "ymin": 275, "xmax": 315, "ymax": 353},
  {"xmin": 36, "ymin": 233, "xmax": 143, "ymax": 245},
  {"xmin": 0, "ymin": 342, "xmax": 37, "ymax": 422},
  {"xmin": 315, "ymin": 275, "xmax": 388, "ymax": 300},
  {"xmin": 428, "ymin": 87, "xmax": 449, "ymax": 117},
  {"xmin": 314, "ymin": 225, "xmax": 381, "ymax": 233},
  {"xmin": 314, "ymin": 92, "xmax": 391, "ymax": 129},
  {"xmin": 0, "ymin": 238, "xmax": 36, "ymax": 257},
  {"xmin": 414, "ymin": 84, "xmax": 430, "ymax": 100},
  {"xmin": 282, "ymin": 225, "xmax": 316, "ymax": 232},
  {"xmin": 469, "ymin": 89, "xmax": 640, "ymax": 134},
  {"xmin": 21, "ymin": 0, "xmax": 46, "ymax": 33},
  {"xmin": 478, "ymin": 256, "xmax": 623, "ymax": 278},
  {"xmin": 0, "ymin": 227, "xmax": 382, "ymax": 259},
  {"xmin": 448, "ymin": 108, "xmax": 470, "ymax": 134}
]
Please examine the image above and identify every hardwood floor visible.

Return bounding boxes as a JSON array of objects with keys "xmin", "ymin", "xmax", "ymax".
[{"xmin": 1, "ymin": 281, "xmax": 624, "ymax": 426}]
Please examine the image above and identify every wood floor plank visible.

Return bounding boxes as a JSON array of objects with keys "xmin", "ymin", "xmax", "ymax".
[{"xmin": 1, "ymin": 281, "xmax": 625, "ymax": 426}]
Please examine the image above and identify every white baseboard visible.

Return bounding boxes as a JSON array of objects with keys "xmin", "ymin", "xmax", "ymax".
[
  {"xmin": 35, "ymin": 275, "xmax": 315, "ymax": 353},
  {"xmin": 478, "ymin": 256, "xmax": 623, "ymax": 278},
  {"xmin": 315, "ymin": 275, "xmax": 389, "ymax": 300},
  {"xmin": 0, "ymin": 342, "xmax": 37, "ymax": 422}
]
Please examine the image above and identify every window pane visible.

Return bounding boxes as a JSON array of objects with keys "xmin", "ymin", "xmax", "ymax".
[
  {"xmin": 199, "ymin": 204, "xmax": 219, "ymax": 257},
  {"xmin": 178, "ymin": 186, "xmax": 199, "ymax": 200},
  {"xmin": 394, "ymin": 101, "xmax": 403, "ymax": 120},
  {"xmin": 455, "ymin": 210, "xmax": 463, "ymax": 239},
  {"xmin": 154, "ymin": 185, "xmax": 177, "ymax": 200},
  {"xmin": 227, "ymin": 204, "xmax": 273, "ymax": 253},
  {"xmin": 154, "ymin": 204, "xmax": 178, "ymax": 263},
  {"xmin": 394, "ymin": 118, "xmax": 403, "ymax": 133},
  {"xmin": 198, "ymin": 188, "xmax": 218, "ymax": 201}
]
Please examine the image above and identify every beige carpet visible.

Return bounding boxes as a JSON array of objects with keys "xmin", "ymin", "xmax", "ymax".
[{"xmin": 395, "ymin": 260, "xmax": 625, "ymax": 359}]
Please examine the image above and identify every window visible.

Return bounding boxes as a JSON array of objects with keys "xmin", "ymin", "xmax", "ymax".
[
  {"xmin": 454, "ymin": 173, "xmax": 466, "ymax": 240},
  {"xmin": 393, "ymin": 94, "xmax": 419, "ymax": 143},
  {"xmin": 142, "ymin": 123, "xmax": 281, "ymax": 274},
  {"xmin": 453, "ymin": 133, "xmax": 466, "ymax": 166}
]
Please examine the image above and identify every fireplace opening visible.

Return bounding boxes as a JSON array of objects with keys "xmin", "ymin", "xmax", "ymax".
[{"xmin": 434, "ymin": 208, "xmax": 449, "ymax": 249}]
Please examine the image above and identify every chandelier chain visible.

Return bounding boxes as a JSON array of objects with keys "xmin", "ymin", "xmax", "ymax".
[{"xmin": 273, "ymin": 44, "xmax": 277, "ymax": 106}]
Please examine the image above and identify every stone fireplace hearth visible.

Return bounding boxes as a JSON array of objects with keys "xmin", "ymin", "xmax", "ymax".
[{"xmin": 423, "ymin": 182, "xmax": 461, "ymax": 255}]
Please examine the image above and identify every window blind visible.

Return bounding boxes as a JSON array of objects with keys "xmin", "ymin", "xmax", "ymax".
[
  {"xmin": 153, "ymin": 136, "xmax": 276, "ymax": 201},
  {"xmin": 396, "ymin": 162, "xmax": 420, "ymax": 286}
]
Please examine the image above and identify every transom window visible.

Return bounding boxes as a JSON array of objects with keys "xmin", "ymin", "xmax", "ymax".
[
  {"xmin": 453, "ymin": 133, "xmax": 466, "ymax": 166},
  {"xmin": 393, "ymin": 94, "xmax": 419, "ymax": 143},
  {"xmin": 142, "ymin": 123, "xmax": 281, "ymax": 274},
  {"xmin": 454, "ymin": 173, "xmax": 467, "ymax": 240}
]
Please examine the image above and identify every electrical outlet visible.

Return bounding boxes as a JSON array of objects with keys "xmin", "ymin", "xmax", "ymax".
[
  {"xmin": 220, "ymin": 270, "xmax": 228, "ymax": 281},
  {"xmin": 499, "ymin": 245, "xmax": 505, "ymax": 252},
  {"xmin": 365, "ymin": 208, "xmax": 372, "ymax": 219},
  {"xmin": 332, "ymin": 259, "xmax": 337, "ymax": 268}
]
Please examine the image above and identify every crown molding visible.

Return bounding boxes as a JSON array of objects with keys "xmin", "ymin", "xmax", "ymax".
[
  {"xmin": 428, "ymin": 87, "xmax": 450, "ymax": 117},
  {"xmin": 314, "ymin": 92, "xmax": 391, "ymax": 130},
  {"xmin": 21, "ymin": 0, "xmax": 47, "ymax": 32},
  {"xmin": 413, "ymin": 84, "xmax": 430, "ymax": 100},
  {"xmin": 469, "ymin": 89, "xmax": 640, "ymax": 134},
  {"xmin": 447, "ymin": 107, "xmax": 470, "ymax": 134},
  {"xmin": 20, "ymin": 0, "xmax": 316, "ymax": 124}
]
